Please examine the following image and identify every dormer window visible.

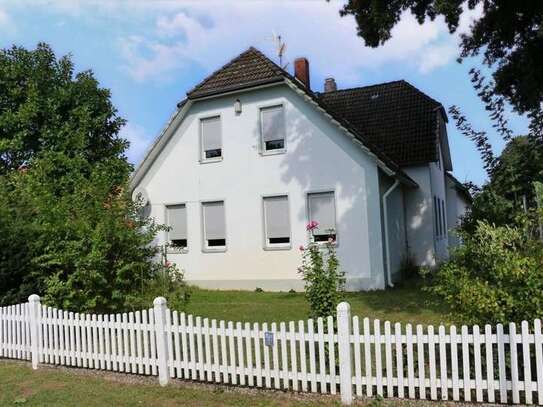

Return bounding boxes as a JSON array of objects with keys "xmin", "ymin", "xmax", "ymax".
[
  {"xmin": 260, "ymin": 105, "xmax": 286, "ymax": 153},
  {"xmin": 200, "ymin": 116, "xmax": 222, "ymax": 161}
]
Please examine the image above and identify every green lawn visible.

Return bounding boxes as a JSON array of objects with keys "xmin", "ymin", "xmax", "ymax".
[
  {"xmin": 0, "ymin": 361, "xmax": 343, "ymax": 406},
  {"xmin": 185, "ymin": 279, "xmax": 450, "ymax": 326}
]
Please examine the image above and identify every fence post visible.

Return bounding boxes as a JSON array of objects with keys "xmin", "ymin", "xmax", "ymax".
[
  {"xmin": 337, "ymin": 302, "xmax": 353, "ymax": 405},
  {"xmin": 153, "ymin": 297, "xmax": 169, "ymax": 386},
  {"xmin": 28, "ymin": 294, "xmax": 40, "ymax": 370}
]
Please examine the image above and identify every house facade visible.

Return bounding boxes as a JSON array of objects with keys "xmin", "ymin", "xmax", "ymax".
[{"xmin": 131, "ymin": 48, "xmax": 470, "ymax": 291}]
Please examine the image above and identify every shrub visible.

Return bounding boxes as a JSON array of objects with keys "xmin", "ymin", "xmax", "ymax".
[
  {"xmin": 298, "ymin": 221, "xmax": 345, "ymax": 319},
  {"xmin": 423, "ymin": 219, "xmax": 543, "ymax": 325}
]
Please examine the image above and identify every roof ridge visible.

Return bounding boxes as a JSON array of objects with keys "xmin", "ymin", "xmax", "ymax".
[
  {"xmin": 317, "ymin": 80, "xmax": 442, "ymax": 108},
  {"xmin": 186, "ymin": 47, "xmax": 282, "ymax": 98},
  {"xmin": 316, "ymin": 79, "xmax": 406, "ymax": 95}
]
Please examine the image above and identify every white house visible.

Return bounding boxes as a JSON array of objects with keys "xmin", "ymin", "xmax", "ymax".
[{"xmin": 130, "ymin": 47, "xmax": 470, "ymax": 291}]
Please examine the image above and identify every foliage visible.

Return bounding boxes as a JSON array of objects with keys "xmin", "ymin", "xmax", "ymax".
[
  {"xmin": 0, "ymin": 44, "xmax": 188, "ymax": 313},
  {"xmin": 423, "ymin": 218, "xmax": 543, "ymax": 325},
  {"xmin": 297, "ymin": 222, "xmax": 345, "ymax": 319},
  {"xmin": 337, "ymin": 1, "xmax": 543, "ymax": 134},
  {"xmin": 128, "ymin": 266, "xmax": 191, "ymax": 312},
  {"xmin": 0, "ymin": 43, "xmax": 127, "ymax": 175},
  {"xmin": 459, "ymin": 136, "xmax": 543, "ymax": 233}
]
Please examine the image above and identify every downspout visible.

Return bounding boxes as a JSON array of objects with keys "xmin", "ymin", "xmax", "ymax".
[{"xmin": 382, "ymin": 180, "xmax": 400, "ymax": 287}]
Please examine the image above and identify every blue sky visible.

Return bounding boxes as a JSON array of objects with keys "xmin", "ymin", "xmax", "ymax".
[{"xmin": 0, "ymin": 0, "xmax": 529, "ymax": 186}]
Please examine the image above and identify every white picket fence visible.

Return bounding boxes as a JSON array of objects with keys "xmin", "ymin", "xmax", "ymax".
[{"xmin": 1, "ymin": 296, "xmax": 543, "ymax": 405}]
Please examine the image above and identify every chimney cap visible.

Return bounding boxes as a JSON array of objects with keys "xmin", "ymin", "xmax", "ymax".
[{"xmin": 324, "ymin": 77, "xmax": 337, "ymax": 93}]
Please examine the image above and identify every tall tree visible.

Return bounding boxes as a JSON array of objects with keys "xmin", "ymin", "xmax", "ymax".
[
  {"xmin": 0, "ymin": 43, "xmax": 127, "ymax": 174},
  {"xmin": 338, "ymin": 1, "xmax": 543, "ymax": 135}
]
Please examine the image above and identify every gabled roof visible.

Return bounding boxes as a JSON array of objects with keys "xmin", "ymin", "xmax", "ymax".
[
  {"xmin": 132, "ymin": 47, "xmax": 426, "ymax": 188},
  {"xmin": 186, "ymin": 48, "xmax": 284, "ymax": 99},
  {"xmin": 316, "ymin": 81, "xmax": 444, "ymax": 167}
]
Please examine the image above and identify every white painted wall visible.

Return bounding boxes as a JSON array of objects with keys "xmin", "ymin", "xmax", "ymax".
[
  {"xmin": 403, "ymin": 166, "xmax": 435, "ymax": 267},
  {"xmin": 429, "ymin": 143, "xmax": 449, "ymax": 261},
  {"xmin": 379, "ymin": 172, "xmax": 407, "ymax": 282},
  {"xmin": 135, "ymin": 84, "xmax": 386, "ymax": 291},
  {"xmin": 446, "ymin": 176, "xmax": 470, "ymax": 248}
]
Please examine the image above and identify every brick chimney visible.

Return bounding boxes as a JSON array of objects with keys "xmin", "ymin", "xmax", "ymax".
[
  {"xmin": 294, "ymin": 57, "xmax": 310, "ymax": 89},
  {"xmin": 324, "ymin": 77, "xmax": 337, "ymax": 92}
]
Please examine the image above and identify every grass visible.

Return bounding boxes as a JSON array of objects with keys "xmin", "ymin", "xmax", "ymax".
[
  {"xmin": 0, "ymin": 360, "xmax": 466, "ymax": 406},
  {"xmin": 0, "ymin": 360, "xmax": 343, "ymax": 406},
  {"xmin": 185, "ymin": 278, "xmax": 450, "ymax": 326}
]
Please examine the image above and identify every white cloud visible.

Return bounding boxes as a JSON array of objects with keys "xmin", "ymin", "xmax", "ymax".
[
  {"xmin": 116, "ymin": 1, "xmax": 478, "ymax": 84},
  {"xmin": 0, "ymin": 7, "xmax": 14, "ymax": 32},
  {"xmin": 120, "ymin": 122, "xmax": 150, "ymax": 164}
]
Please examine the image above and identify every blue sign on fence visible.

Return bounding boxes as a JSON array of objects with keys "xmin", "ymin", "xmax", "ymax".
[{"xmin": 264, "ymin": 331, "xmax": 274, "ymax": 346}]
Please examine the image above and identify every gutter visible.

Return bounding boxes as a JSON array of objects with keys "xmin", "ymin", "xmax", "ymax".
[{"xmin": 382, "ymin": 180, "xmax": 400, "ymax": 287}]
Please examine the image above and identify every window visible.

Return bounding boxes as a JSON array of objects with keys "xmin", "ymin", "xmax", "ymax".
[
  {"xmin": 202, "ymin": 201, "xmax": 226, "ymax": 249},
  {"xmin": 263, "ymin": 196, "xmax": 290, "ymax": 247},
  {"xmin": 166, "ymin": 204, "xmax": 187, "ymax": 249},
  {"xmin": 201, "ymin": 116, "xmax": 222, "ymax": 160},
  {"xmin": 441, "ymin": 199, "xmax": 447, "ymax": 237},
  {"xmin": 308, "ymin": 192, "xmax": 336, "ymax": 242},
  {"xmin": 434, "ymin": 196, "xmax": 439, "ymax": 238},
  {"xmin": 260, "ymin": 105, "xmax": 285, "ymax": 152}
]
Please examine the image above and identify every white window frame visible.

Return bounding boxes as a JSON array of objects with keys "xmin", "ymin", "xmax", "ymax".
[
  {"xmin": 165, "ymin": 203, "xmax": 188, "ymax": 254},
  {"xmin": 201, "ymin": 200, "xmax": 227, "ymax": 253},
  {"xmin": 262, "ymin": 194, "xmax": 291, "ymax": 250},
  {"xmin": 199, "ymin": 115, "xmax": 223, "ymax": 163},
  {"xmin": 259, "ymin": 104, "xmax": 287, "ymax": 155},
  {"xmin": 306, "ymin": 190, "xmax": 338, "ymax": 245}
]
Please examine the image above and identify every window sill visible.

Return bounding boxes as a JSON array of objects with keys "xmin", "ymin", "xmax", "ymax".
[
  {"xmin": 263, "ymin": 244, "xmax": 292, "ymax": 251},
  {"xmin": 199, "ymin": 157, "xmax": 223, "ymax": 164},
  {"xmin": 260, "ymin": 149, "xmax": 286, "ymax": 157},
  {"xmin": 167, "ymin": 247, "xmax": 188, "ymax": 254},
  {"xmin": 202, "ymin": 247, "xmax": 227, "ymax": 253}
]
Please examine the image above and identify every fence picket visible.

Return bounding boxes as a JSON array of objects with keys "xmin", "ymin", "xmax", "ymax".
[
  {"xmin": 228, "ymin": 321, "xmax": 237, "ymax": 385},
  {"xmin": 204, "ymin": 318, "xmax": 212, "ymax": 382},
  {"xmin": 364, "ymin": 317, "xmax": 373, "ymax": 397},
  {"xmin": 327, "ymin": 316, "xmax": 336, "ymax": 395},
  {"xmin": 406, "ymin": 324, "xmax": 415, "ymax": 399},
  {"xmin": 428, "ymin": 325, "xmax": 437, "ymax": 400},
  {"xmin": 196, "ymin": 317, "xmax": 205, "ymax": 380},
  {"xmin": 317, "ymin": 318, "xmax": 326, "ymax": 393},
  {"xmin": 510, "ymin": 322, "xmax": 520, "ymax": 404},
  {"xmin": 289, "ymin": 321, "xmax": 298, "ymax": 391},
  {"xmin": 473, "ymin": 325, "xmax": 483, "ymax": 402},
  {"xmin": 220, "ymin": 320, "xmax": 228, "ymax": 383},
  {"xmin": 461, "ymin": 325, "xmax": 471, "ymax": 402},
  {"xmin": 352, "ymin": 316, "xmax": 362, "ymax": 397},
  {"xmin": 384, "ymin": 321, "xmax": 393, "ymax": 397},
  {"xmin": 142, "ymin": 310, "xmax": 150, "ymax": 375},
  {"xmin": 262, "ymin": 322, "xmax": 271, "ymax": 387},
  {"xmin": 307, "ymin": 320, "xmax": 316, "ymax": 392},
  {"xmin": 211, "ymin": 320, "xmax": 220, "ymax": 383},
  {"xmin": 534, "ymin": 319, "xmax": 543, "ymax": 405},
  {"xmin": 484, "ymin": 324, "xmax": 495, "ymax": 403},
  {"xmin": 236, "ymin": 321, "xmax": 245, "ymax": 386},
  {"xmin": 522, "ymin": 321, "xmax": 533, "ymax": 405},
  {"xmin": 253, "ymin": 322, "xmax": 262, "ymax": 387},
  {"xmin": 395, "ymin": 322, "xmax": 404, "ymax": 398},
  {"xmin": 246, "ymin": 322, "xmax": 254, "ymax": 387},
  {"xmin": 450, "ymin": 325, "xmax": 459, "ymax": 401},
  {"xmin": 271, "ymin": 322, "xmax": 280, "ymax": 389},
  {"xmin": 497, "ymin": 323, "xmax": 507, "ymax": 403},
  {"xmin": 180, "ymin": 313, "xmax": 189, "ymax": 379},
  {"xmin": 298, "ymin": 320, "xmax": 307, "ymax": 392},
  {"xmin": 416, "ymin": 324, "xmax": 426, "ymax": 400},
  {"xmin": 374, "ymin": 319, "xmax": 383, "ymax": 397}
]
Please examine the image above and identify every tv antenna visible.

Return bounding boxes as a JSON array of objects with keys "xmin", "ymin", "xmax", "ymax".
[{"xmin": 271, "ymin": 32, "xmax": 288, "ymax": 69}]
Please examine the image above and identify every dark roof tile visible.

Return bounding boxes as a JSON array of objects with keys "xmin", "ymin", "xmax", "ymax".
[{"xmin": 317, "ymin": 81, "xmax": 443, "ymax": 167}]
